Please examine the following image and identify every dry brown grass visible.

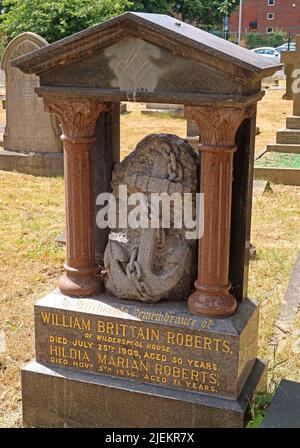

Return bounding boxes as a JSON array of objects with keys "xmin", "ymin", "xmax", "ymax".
[
  {"xmin": 120, "ymin": 103, "xmax": 186, "ymax": 158},
  {"xmin": 0, "ymin": 96, "xmax": 299, "ymax": 427},
  {"xmin": 121, "ymin": 87, "xmax": 293, "ymax": 158},
  {"xmin": 0, "ymin": 172, "xmax": 65, "ymax": 427},
  {"xmin": 250, "ymin": 185, "xmax": 300, "ymax": 389}
]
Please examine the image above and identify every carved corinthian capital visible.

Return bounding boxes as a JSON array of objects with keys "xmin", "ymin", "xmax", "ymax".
[
  {"xmin": 43, "ymin": 97, "xmax": 109, "ymax": 138},
  {"xmin": 185, "ymin": 105, "xmax": 248, "ymax": 147}
]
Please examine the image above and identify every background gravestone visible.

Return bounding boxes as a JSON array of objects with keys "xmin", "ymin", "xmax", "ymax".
[
  {"xmin": 142, "ymin": 103, "xmax": 184, "ymax": 117},
  {"xmin": 0, "ymin": 32, "xmax": 63, "ymax": 176},
  {"xmin": 281, "ymin": 36, "xmax": 300, "ymax": 101},
  {"xmin": 267, "ymin": 38, "xmax": 300, "ymax": 156}
]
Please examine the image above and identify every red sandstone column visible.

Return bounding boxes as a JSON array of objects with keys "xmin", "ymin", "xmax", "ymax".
[
  {"xmin": 44, "ymin": 98, "xmax": 108, "ymax": 297},
  {"xmin": 186, "ymin": 105, "xmax": 246, "ymax": 317}
]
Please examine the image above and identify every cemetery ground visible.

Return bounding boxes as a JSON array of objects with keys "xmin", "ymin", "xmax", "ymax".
[{"xmin": 0, "ymin": 86, "xmax": 300, "ymax": 427}]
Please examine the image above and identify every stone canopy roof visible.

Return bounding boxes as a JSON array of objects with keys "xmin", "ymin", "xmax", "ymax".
[{"xmin": 12, "ymin": 12, "xmax": 281, "ymax": 79}]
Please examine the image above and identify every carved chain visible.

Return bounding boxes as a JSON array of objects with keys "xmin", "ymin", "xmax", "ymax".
[
  {"xmin": 167, "ymin": 149, "xmax": 183, "ymax": 181},
  {"xmin": 157, "ymin": 143, "xmax": 183, "ymax": 182},
  {"xmin": 125, "ymin": 247, "xmax": 152, "ymax": 301},
  {"xmin": 125, "ymin": 142, "xmax": 184, "ymax": 300}
]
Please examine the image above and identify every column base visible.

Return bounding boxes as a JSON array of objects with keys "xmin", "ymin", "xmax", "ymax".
[
  {"xmin": 188, "ymin": 284, "xmax": 237, "ymax": 318},
  {"xmin": 59, "ymin": 265, "xmax": 103, "ymax": 297}
]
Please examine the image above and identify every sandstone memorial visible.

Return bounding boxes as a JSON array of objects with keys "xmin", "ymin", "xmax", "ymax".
[
  {"xmin": 268, "ymin": 41, "xmax": 300, "ymax": 157},
  {"xmin": 12, "ymin": 12, "xmax": 281, "ymax": 427},
  {"xmin": 281, "ymin": 36, "xmax": 300, "ymax": 101},
  {"xmin": 0, "ymin": 32, "xmax": 62, "ymax": 176}
]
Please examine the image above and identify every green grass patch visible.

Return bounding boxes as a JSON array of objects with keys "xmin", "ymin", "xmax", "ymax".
[
  {"xmin": 255, "ymin": 152, "xmax": 300, "ymax": 169},
  {"xmin": 245, "ymin": 392, "xmax": 274, "ymax": 428}
]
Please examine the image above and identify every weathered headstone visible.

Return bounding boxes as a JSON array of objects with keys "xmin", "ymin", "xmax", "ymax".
[
  {"xmin": 268, "ymin": 39, "xmax": 300, "ymax": 155},
  {"xmin": 281, "ymin": 36, "xmax": 300, "ymax": 101},
  {"xmin": 0, "ymin": 32, "xmax": 63, "ymax": 176},
  {"xmin": 13, "ymin": 12, "xmax": 280, "ymax": 428},
  {"xmin": 142, "ymin": 103, "xmax": 184, "ymax": 117},
  {"xmin": 267, "ymin": 123, "xmax": 300, "ymax": 153}
]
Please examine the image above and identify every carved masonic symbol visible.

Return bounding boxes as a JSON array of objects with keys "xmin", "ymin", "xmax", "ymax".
[{"xmin": 116, "ymin": 47, "xmax": 153, "ymax": 91}]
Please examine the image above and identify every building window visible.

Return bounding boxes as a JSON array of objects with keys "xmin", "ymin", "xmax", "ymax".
[
  {"xmin": 268, "ymin": 0, "xmax": 275, "ymax": 6},
  {"xmin": 249, "ymin": 21, "xmax": 258, "ymax": 29},
  {"xmin": 266, "ymin": 27, "xmax": 273, "ymax": 33},
  {"xmin": 267, "ymin": 12, "xmax": 274, "ymax": 20}
]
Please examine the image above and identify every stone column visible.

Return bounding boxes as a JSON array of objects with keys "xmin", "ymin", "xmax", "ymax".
[
  {"xmin": 186, "ymin": 105, "xmax": 247, "ymax": 317},
  {"xmin": 44, "ymin": 98, "xmax": 108, "ymax": 297}
]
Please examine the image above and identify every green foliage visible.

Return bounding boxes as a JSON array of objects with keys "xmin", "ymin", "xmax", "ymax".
[
  {"xmin": 245, "ymin": 346, "xmax": 288, "ymax": 428},
  {"xmin": 0, "ymin": 29, "xmax": 6, "ymax": 54},
  {"xmin": 267, "ymin": 30, "xmax": 286, "ymax": 48},
  {"xmin": 170, "ymin": 0, "xmax": 239, "ymax": 30},
  {"xmin": 0, "ymin": 0, "xmax": 134, "ymax": 44},
  {"xmin": 246, "ymin": 30, "xmax": 286, "ymax": 49},
  {"xmin": 0, "ymin": 0, "xmax": 239, "ymax": 46},
  {"xmin": 245, "ymin": 392, "xmax": 274, "ymax": 428},
  {"xmin": 245, "ymin": 32, "xmax": 266, "ymax": 49},
  {"xmin": 126, "ymin": 0, "xmax": 169, "ymax": 14}
]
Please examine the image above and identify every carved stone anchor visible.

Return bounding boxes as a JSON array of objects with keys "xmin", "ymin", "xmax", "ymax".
[
  {"xmin": 105, "ymin": 228, "xmax": 190, "ymax": 302},
  {"xmin": 103, "ymin": 133, "xmax": 199, "ymax": 303}
]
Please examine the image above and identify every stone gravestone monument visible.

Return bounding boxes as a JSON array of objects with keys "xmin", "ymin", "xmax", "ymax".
[
  {"xmin": 142, "ymin": 103, "xmax": 184, "ymax": 117},
  {"xmin": 281, "ymin": 36, "xmax": 300, "ymax": 101},
  {"xmin": 0, "ymin": 32, "xmax": 63, "ymax": 176},
  {"xmin": 268, "ymin": 36, "xmax": 300, "ymax": 154},
  {"xmin": 12, "ymin": 13, "xmax": 280, "ymax": 428},
  {"xmin": 268, "ymin": 40, "xmax": 300, "ymax": 155}
]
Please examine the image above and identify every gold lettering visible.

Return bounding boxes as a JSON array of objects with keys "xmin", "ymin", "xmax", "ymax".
[
  {"xmin": 41, "ymin": 312, "xmax": 51, "ymax": 324},
  {"xmin": 167, "ymin": 331, "xmax": 176, "ymax": 345},
  {"xmin": 222, "ymin": 340, "xmax": 231, "ymax": 353},
  {"xmin": 210, "ymin": 373, "xmax": 217, "ymax": 384},
  {"xmin": 214, "ymin": 338, "xmax": 222, "ymax": 352},
  {"xmin": 203, "ymin": 337, "xmax": 212, "ymax": 351},
  {"xmin": 97, "ymin": 320, "xmax": 105, "ymax": 333}
]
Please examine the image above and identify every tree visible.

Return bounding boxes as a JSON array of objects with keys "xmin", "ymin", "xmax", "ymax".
[
  {"xmin": 0, "ymin": 0, "xmax": 238, "ymax": 46},
  {"xmin": 127, "ymin": 0, "xmax": 170, "ymax": 14},
  {"xmin": 170, "ymin": 0, "xmax": 239, "ymax": 30},
  {"xmin": 0, "ymin": 0, "xmax": 135, "ymax": 44}
]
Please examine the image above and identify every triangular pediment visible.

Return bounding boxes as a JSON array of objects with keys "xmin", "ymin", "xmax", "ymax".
[{"xmin": 12, "ymin": 12, "xmax": 280, "ymax": 81}]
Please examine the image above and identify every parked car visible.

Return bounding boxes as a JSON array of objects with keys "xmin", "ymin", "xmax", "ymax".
[
  {"xmin": 251, "ymin": 47, "xmax": 280, "ymax": 60},
  {"xmin": 275, "ymin": 43, "xmax": 296, "ymax": 53}
]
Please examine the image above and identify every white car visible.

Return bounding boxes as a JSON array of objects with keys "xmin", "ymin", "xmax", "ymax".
[
  {"xmin": 251, "ymin": 47, "xmax": 280, "ymax": 60},
  {"xmin": 276, "ymin": 43, "xmax": 296, "ymax": 53}
]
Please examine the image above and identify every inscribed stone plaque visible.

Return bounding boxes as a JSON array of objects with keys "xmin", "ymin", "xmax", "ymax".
[
  {"xmin": 276, "ymin": 129, "xmax": 300, "ymax": 144},
  {"xmin": 286, "ymin": 116, "xmax": 300, "ymax": 129},
  {"xmin": 1, "ymin": 32, "xmax": 62, "ymax": 153},
  {"xmin": 34, "ymin": 291, "xmax": 259, "ymax": 399}
]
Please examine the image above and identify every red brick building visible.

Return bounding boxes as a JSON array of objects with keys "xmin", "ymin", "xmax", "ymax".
[{"xmin": 230, "ymin": 0, "xmax": 300, "ymax": 36}]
